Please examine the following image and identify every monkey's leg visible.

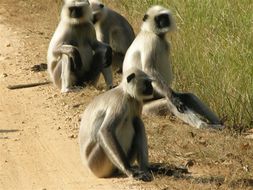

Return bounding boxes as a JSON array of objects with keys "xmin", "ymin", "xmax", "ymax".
[
  {"xmin": 58, "ymin": 45, "xmax": 82, "ymax": 69},
  {"xmin": 85, "ymin": 143, "xmax": 115, "ymax": 178},
  {"xmin": 96, "ymin": 39, "xmax": 113, "ymax": 88},
  {"xmin": 52, "ymin": 61, "xmax": 62, "ymax": 88},
  {"xmin": 143, "ymin": 98, "xmax": 208, "ymax": 129},
  {"xmin": 131, "ymin": 117, "xmax": 153, "ymax": 182},
  {"xmin": 85, "ymin": 47, "xmax": 113, "ymax": 87},
  {"xmin": 61, "ymin": 54, "xmax": 77, "ymax": 93},
  {"xmin": 101, "ymin": 66, "xmax": 113, "ymax": 89},
  {"xmin": 51, "ymin": 45, "xmax": 81, "ymax": 91},
  {"xmin": 112, "ymin": 52, "xmax": 124, "ymax": 73},
  {"xmin": 132, "ymin": 117, "xmax": 150, "ymax": 171},
  {"xmin": 58, "ymin": 45, "xmax": 84, "ymax": 92},
  {"xmin": 117, "ymin": 116, "xmax": 152, "ymax": 182},
  {"xmin": 173, "ymin": 92, "xmax": 222, "ymax": 125},
  {"xmin": 97, "ymin": 118, "xmax": 133, "ymax": 178},
  {"xmin": 82, "ymin": 50, "xmax": 106, "ymax": 84}
]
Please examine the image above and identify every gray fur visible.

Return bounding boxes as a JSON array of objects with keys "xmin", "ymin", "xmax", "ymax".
[
  {"xmin": 123, "ymin": 5, "xmax": 223, "ymax": 129},
  {"xmin": 79, "ymin": 68, "xmax": 153, "ymax": 181},
  {"xmin": 47, "ymin": 0, "xmax": 113, "ymax": 93}
]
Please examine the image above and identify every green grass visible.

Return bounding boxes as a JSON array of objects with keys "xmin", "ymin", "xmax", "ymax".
[{"xmin": 105, "ymin": 0, "xmax": 253, "ymax": 129}]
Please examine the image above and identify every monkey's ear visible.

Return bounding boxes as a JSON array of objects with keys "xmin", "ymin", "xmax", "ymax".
[
  {"xmin": 127, "ymin": 73, "xmax": 136, "ymax": 83},
  {"xmin": 143, "ymin": 14, "xmax": 148, "ymax": 22}
]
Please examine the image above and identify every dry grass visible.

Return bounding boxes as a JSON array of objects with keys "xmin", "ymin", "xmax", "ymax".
[{"xmin": 104, "ymin": 0, "xmax": 253, "ymax": 129}]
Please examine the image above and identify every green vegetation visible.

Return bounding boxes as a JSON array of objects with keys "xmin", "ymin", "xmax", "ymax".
[{"xmin": 105, "ymin": 0, "xmax": 253, "ymax": 128}]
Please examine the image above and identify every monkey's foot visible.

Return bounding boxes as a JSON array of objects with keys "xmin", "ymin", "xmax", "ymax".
[
  {"xmin": 149, "ymin": 163, "xmax": 189, "ymax": 177},
  {"xmin": 199, "ymin": 123, "xmax": 225, "ymax": 130},
  {"xmin": 61, "ymin": 86, "xmax": 83, "ymax": 93},
  {"xmin": 132, "ymin": 170, "xmax": 153, "ymax": 182},
  {"xmin": 171, "ymin": 96, "xmax": 187, "ymax": 113}
]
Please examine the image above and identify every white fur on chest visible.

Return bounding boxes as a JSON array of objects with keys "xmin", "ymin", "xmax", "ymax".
[{"xmin": 94, "ymin": 25, "xmax": 104, "ymax": 42}]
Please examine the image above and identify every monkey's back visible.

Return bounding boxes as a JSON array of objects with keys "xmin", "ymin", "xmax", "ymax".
[
  {"xmin": 97, "ymin": 8, "xmax": 135, "ymax": 54},
  {"xmin": 79, "ymin": 87, "xmax": 126, "ymax": 140},
  {"xmin": 79, "ymin": 86, "xmax": 141, "ymax": 156}
]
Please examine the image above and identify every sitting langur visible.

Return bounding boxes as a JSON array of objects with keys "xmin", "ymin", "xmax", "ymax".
[
  {"xmin": 89, "ymin": 0, "xmax": 135, "ymax": 72},
  {"xmin": 79, "ymin": 68, "xmax": 153, "ymax": 182},
  {"xmin": 123, "ymin": 5, "xmax": 223, "ymax": 129},
  {"xmin": 47, "ymin": 0, "xmax": 113, "ymax": 92}
]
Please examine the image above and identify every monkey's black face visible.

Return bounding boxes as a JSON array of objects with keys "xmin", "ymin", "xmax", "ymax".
[
  {"xmin": 99, "ymin": 3, "xmax": 104, "ymax": 9},
  {"xmin": 92, "ymin": 12, "xmax": 102, "ymax": 24},
  {"xmin": 142, "ymin": 80, "xmax": 153, "ymax": 95},
  {"xmin": 91, "ymin": 3, "xmax": 104, "ymax": 24},
  {"xmin": 155, "ymin": 14, "xmax": 171, "ymax": 29},
  {"xmin": 69, "ymin": 6, "xmax": 83, "ymax": 19}
]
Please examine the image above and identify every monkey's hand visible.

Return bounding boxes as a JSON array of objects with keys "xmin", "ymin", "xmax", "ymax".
[
  {"xmin": 131, "ymin": 169, "xmax": 153, "ymax": 182},
  {"xmin": 58, "ymin": 45, "xmax": 77, "ymax": 56},
  {"xmin": 57, "ymin": 45, "xmax": 82, "ymax": 69},
  {"xmin": 171, "ymin": 96, "xmax": 186, "ymax": 113}
]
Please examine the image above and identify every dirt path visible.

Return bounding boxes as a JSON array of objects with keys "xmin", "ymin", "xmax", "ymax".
[{"xmin": 0, "ymin": 1, "xmax": 124, "ymax": 189}]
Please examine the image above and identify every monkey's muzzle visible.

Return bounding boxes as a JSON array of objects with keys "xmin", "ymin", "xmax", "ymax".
[
  {"xmin": 69, "ymin": 6, "xmax": 83, "ymax": 18},
  {"xmin": 143, "ymin": 80, "xmax": 153, "ymax": 95}
]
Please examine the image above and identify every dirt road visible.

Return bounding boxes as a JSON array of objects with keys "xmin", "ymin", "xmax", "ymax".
[{"xmin": 0, "ymin": 1, "xmax": 125, "ymax": 189}]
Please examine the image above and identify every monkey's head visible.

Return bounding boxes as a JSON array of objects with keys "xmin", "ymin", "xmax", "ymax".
[
  {"xmin": 89, "ymin": 0, "xmax": 107, "ymax": 24},
  {"xmin": 141, "ymin": 5, "xmax": 176, "ymax": 36},
  {"xmin": 123, "ymin": 68, "xmax": 153, "ymax": 101},
  {"xmin": 62, "ymin": 0, "xmax": 92, "ymax": 25}
]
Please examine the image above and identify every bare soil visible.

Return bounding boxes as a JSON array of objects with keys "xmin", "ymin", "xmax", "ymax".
[{"xmin": 0, "ymin": 1, "xmax": 252, "ymax": 190}]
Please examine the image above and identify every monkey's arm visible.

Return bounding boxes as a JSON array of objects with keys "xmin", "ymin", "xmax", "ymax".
[
  {"xmin": 132, "ymin": 117, "xmax": 149, "ymax": 171},
  {"xmin": 98, "ymin": 110, "xmax": 133, "ymax": 177},
  {"xmin": 51, "ymin": 44, "xmax": 84, "ymax": 74},
  {"xmin": 141, "ymin": 51, "xmax": 171, "ymax": 97},
  {"xmin": 142, "ymin": 55, "xmax": 185, "ymax": 113}
]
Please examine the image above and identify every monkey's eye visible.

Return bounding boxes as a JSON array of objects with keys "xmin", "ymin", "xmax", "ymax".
[{"xmin": 99, "ymin": 4, "xmax": 104, "ymax": 9}]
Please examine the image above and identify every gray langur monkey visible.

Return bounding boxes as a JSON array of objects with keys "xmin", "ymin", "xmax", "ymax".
[
  {"xmin": 47, "ymin": 0, "xmax": 113, "ymax": 93},
  {"xmin": 89, "ymin": 0, "xmax": 135, "ymax": 73},
  {"xmin": 79, "ymin": 68, "xmax": 154, "ymax": 182},
  {"xmin": 123, "ymin": 5, "xmax": 223, "ymax": 129}
]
